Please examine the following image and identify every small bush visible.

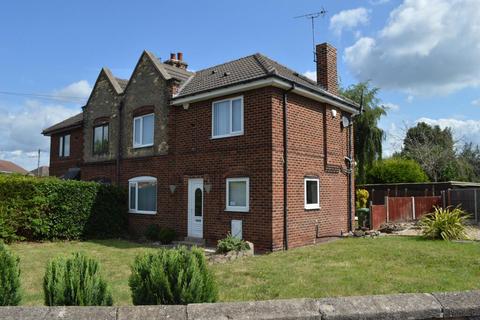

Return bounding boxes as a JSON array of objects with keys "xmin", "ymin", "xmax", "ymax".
[
  {"xmin": 129, "ymin": 246, "xmax": 218, "ymax": 305},
  {"xmin": 145, "ymin": 224, "xmax": 161, "ymax": 241},
  {"xmin": 420, "ymin": 206, "xmax": 469, "ymax": 241},
  {"xmin": 355, "ymin": 189, "xmax": 369, "ymax": 209},
  {"xmin": 366, "ymin": 158, "xmax": 429, "ymax": 183},
  {"xmin": 144, "ymin": 225, "xmax": 176, "ymax": 244},
  {"xmin": 216, "ymin": 233, "xmax": 250, "ymax": 253},
  {"xmin": 0, "ymin": 242, "xmax": 21, "ymax": 306},
  {"xmin": 43, "ymin": 252, "xmax": 113, "ymax": 306},
  {"xmin": 159, "ymin": 227, "xmax": 176, "ymax": 244}
]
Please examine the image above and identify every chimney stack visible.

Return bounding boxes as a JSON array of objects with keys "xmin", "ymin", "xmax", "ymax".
[
  {"xmin": 316, "ymin": 43, "xmax": 338, "ymax": 94},
  {"xmin": 164, "ymin": 51, "xmax": 188, "ymax": 70}
]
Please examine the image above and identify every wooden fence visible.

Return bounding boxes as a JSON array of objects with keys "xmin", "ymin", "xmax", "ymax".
[{"xmin": 370, "ymin": 196, "xmax": 442, "ymax": 229}]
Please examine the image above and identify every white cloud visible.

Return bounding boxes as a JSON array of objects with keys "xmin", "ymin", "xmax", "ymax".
[
  {"xmin": 303, "ymin": 70, "xmax": 316, "ymax": 81},
  {"xmin": 344, "ymin": 0, "xmax": 480, "ymax": 95},
  {"xmin": 0, "ymin": 81, "xmax": 87, "ymax": 170},
  {"xmin": 382, "ymin": 122, "xmax": 404, "ymax": 157},
  {"xmin": 53, "ymin": 80, "xmax": 92, "ymax": 102},
  {"xmin": 416, "ymin": 117, "xmax": 480, "ymax": 146},
  {"xmin": 472, "ymin": 99, "xmax": 480, "ymax": 106},
  {"xmin": 330, "ymin": 8, "xmax": 370, "ymax": 35},
  {"xmin": 383, "ymin": 102, "xmax": 400, "ymax": 111}
]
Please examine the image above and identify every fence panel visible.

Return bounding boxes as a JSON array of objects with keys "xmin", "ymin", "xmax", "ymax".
[
  {"xmin": 449, "ymin": 189, "xmax": 479, "ymax": 222},
  {"xmin": 388, "ymin": 197, "xmax": 413, "ymax": 222},
  {"xmin": 371, "ymin": 205, "xmax": 387, "ymax": 230},
  {"xmin": 414, "ymin": 196, "xmax": 442, "ymax": 219}
]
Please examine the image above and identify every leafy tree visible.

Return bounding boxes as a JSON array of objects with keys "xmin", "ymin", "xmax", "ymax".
[
  {"xmin": 401, "ymin": 122, "xmax": 457, "ymax": 182},
  {"xmin": 456, "ymin": 142, "xmax": 480, "ymax": 182},
  {"xmin": 366, "ymin": 158, "xmax": 429, "ymax": 184},
  {"xmin": 340, "ymin": 82, "xmax": 386, "ymax": 184}
]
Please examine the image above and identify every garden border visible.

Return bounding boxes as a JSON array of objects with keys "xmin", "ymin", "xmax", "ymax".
[{"xmin": 0, "ymin": 290, "xmax": 479, "ymax": 319}]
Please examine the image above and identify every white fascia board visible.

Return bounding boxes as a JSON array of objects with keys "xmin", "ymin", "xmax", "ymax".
[{"xmin": 171, "ymin": 77, "xmax": 359, "ymax": 114}]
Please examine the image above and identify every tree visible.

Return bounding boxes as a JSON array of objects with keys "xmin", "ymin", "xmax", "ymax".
[
  {"xmin": 366, "ymin": 158, "xmax": 429, "ymax": 184},
  {"xmin": 401, "ymin": 122, "xmax": 457, "ymax": 182},
  {"xmin": 456, "ymin": 143, "xmax": 480, "ymax": 182},
  {"xmin": 340, "ymin": 82, "xmax": 386, "ymax": 184}
]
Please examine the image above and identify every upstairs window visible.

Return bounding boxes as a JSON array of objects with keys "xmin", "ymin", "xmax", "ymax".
[
  {"xmin": 133, "ymin": 113, "xmax": 154, "ymax": 148},
  {"xmin": 93, "ymin": 123, "xmax": 109, "ymax": 154},
  {"xmin": 129, "ymin": 176, "xmax": 157, "ymax": 214},
  {"xmin": 59, "ymin": 134, "xmax": 70, "ymax": 157},
  {"xmin": 212, "ymin": 96, "xmax": 243, "ymax": 138},
  {"xmin": 304, "ymin": 178, "xmax": 320, "ymax": 209}
]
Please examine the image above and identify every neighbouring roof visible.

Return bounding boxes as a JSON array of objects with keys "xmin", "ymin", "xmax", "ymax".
[
  {"xmin": 29, "ymin": 166, "xmax": 49, "ymax": 177},
  {"xmin": 0, "ymin": 160, "xmax": 28, "ymax": 174},
  {"xmin": 42, "ymin": 112, "xmax": 83, "ymax": 135}
]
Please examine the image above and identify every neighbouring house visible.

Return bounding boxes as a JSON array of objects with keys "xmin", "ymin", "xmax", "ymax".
[
  {"xmin": 29, "ymin": 166, "xmax": 49, "ymax": 177},
  {"xmin": 0, "ymin": 159, "xmax": 29, "ymax": 175},
  {"xmin": 42, "ymin": 43, "xmax": 359, "ymax": 252}
]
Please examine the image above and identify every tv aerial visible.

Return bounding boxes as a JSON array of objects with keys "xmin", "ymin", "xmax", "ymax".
[{"xmin": 294, "ymin": 8, "xmax": 327, "ymax": 63}]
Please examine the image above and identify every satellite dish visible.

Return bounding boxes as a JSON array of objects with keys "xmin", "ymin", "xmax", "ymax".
[{"xmin": 342, "ymin": 116, "xmax": 350, "ymax": 128}]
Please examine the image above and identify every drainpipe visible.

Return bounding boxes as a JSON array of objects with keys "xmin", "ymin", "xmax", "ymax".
[
  {"xmin": 116, "ymin": 100, "xmax": 124, "ymax": 185},
  {"xmin": 283, "ymin": 83, "xmax": 295, "ymax": 250},
  {"xmin": 347, "ymin": 119, "xmax": 353, "ymax": 232}
]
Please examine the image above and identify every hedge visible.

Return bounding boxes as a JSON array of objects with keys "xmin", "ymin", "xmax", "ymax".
[{"xmin": 0, "ymin": 175, "xmax": 127, "ymax": 242}]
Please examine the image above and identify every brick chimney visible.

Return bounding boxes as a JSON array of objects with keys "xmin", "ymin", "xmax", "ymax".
[
  {"xmin": 164, "ymin": 52, "xmax": 188, "ymax": 70},
  {"xmin": 316, "ymin": 43, "xmax": 338, "ymax": 94}
]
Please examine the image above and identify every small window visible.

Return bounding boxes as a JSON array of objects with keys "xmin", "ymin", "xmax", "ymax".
[
  {"xmin": 304, "ymin": 178, "xmax": 320, "ymax": 209},
  {"xmin": 133, "ymin": 113, "xmax": 154, "ymax": 148},
  {"xmin": 226, "ymin": 177, "xmax": 249, "ymax": 212},
  {"xmin": 93, "ymin": 124, "xmax": 109, "ymax": 154},
  {"xmin": 129, "ymin": 176, "xmax": 157, "ymax": 214},
  {"xmin": 212, "ymin": 97, "xmax": 243, "ymax": 138},
  {"xmin": 59, "ymin": 134, "xmax": 70, "ymax": 157}
]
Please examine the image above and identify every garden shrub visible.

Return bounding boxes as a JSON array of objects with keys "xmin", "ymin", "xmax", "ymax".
[
  {"xmin": 366, "ymin": 158, "xmax": 429, "ymax": 183},
  {"xmin": 420, "ymin": 206, "xmax": 469, "ymax": 241},
  {"xmin": 43, "ymin": 252, "xmax": 113, "ymax": 306},
  {"xmin": 0, "ymin": 175, "xmax": 127, "ymax": 241},
  {"xmin": 216, "ymin": 233, "xmax": 250, "ymax": 253},
  {"xmin": 355, "ymin": 189, "xmax": 369, "ymax": 209},
  {"xmin": 129, "ymin": 246, "xmax": 218, "ymax": 305},
  {"xmin": 145, "ymin": 224, "xmax": 176, "ymax": 244},
  {"xmin": 0, "ymin": 242, "xmax": 21, "ymax": 306}
]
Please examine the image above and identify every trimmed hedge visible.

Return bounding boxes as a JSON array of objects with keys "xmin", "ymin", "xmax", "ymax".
[{"xmin": 0, "ymin": 175, "xmax": 127, "ymax": 242}]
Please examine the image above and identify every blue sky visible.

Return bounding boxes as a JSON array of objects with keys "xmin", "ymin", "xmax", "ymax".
[{"xmin": 1, "ymin": 0, "xmax": 479, "ymax": 170}]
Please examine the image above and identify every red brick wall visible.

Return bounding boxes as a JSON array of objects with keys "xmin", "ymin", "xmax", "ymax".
[
  {"xmin": 271, "ymin": 89, "xmax": 353, "ymax": 250},
  {"xmin": 49, "ymin": 127, "xmax": 83, "ymax": 177}
]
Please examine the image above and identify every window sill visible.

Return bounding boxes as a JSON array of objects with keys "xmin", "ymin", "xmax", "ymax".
[
  {"xmin": 305, "ymin": 206, "xmax": 321, "ymax": 211},
  {"xmin": 225, "ymin": 207, "xmax": 249, "ymax": 213},
  {"xmin": 133, "ymin": 144, "xmax": 154, "ymax": 149},
  {"xmin": 211, "ymin": 132, "xmax": 244, "ymax": 140},
  {"xmin": 129, "ymin": 210, "xmax": 156, "ymax": 215}
]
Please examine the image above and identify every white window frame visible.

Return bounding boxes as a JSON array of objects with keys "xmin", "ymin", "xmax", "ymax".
[
  {"xmin": 226, "ymin": 177, "xmax": 249, "ymax": 212},
  {"xmin": 211, "ymin": 96, "xmax": 244, "ymax": 139},
  {"xmin": 128, "ymin": 176, "xmax": 157, "ymax": 214},
  {"xmin": 133, "ymin": 113, "xmax": 154, "ymax": 148},
  {"xmin": 304, "ymin": 178, "xmax": 320, "ymax": 210},
  {"xmin": 59, "ymin": 134, "xmax": 70, "ymax": 157}
]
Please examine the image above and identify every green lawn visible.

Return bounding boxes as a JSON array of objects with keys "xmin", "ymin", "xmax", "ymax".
[{"xmin": 9, "ymin": 237, "xmax": 480, "ymax": 305}]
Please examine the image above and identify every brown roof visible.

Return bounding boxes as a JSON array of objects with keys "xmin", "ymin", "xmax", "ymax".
[
  {"xmin": 0, "ymin": 160, "xmax": 28, "ymax": 174},
  {"xmin": 172, "ymin": 53, "xmax": 358, "ymax": 109},
  {"xmin": 42, "ymin": 112, "xmax": 83, "ymax": 135}
]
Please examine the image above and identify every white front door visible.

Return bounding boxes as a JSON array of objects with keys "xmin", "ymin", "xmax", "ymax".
[{"xmin": 188, "ymin": 178, "xmax": 204, "ymax": 238}]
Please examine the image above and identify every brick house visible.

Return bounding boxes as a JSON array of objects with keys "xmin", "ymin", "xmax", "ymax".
[{"xmin": 43, "ymin": 43, "xmax": 359, "ymax": 252}]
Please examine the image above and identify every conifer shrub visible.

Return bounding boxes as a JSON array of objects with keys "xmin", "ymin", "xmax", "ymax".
[
  {"xmin": 129, "ymin": 246, "xmax": 218, "ymax": 305},
  {"xmin": 43, "ymin": 252, "xmax": 113, "ymax": 306},
  {"xmin": 0, "ymin": 242, "xmax": 21, "ymax": 306}
]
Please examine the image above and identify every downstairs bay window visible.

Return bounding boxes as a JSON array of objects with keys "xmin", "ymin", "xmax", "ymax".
[{"xmin": 129, "ymin": 176, "xmax": 157, "ymax": 214}]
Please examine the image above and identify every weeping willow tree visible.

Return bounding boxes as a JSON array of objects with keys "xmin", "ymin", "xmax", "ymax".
[{"xmin": 340, "ymin": 82, "xmax": 386, "ymax": 184}]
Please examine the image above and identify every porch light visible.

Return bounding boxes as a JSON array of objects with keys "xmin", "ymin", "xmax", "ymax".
[
  {"xmin": 204, "ymin": 183, "xmax": 212, "ymax": 193},
  {"xmin": 169, "ymin": 184, "xmax": 177, "ymax": 194}
]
